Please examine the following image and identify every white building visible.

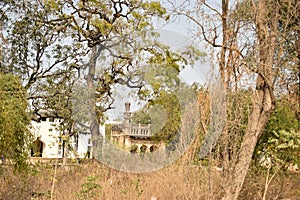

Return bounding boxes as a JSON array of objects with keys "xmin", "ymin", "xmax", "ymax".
[{"xmin": 30, "ymin": 116, "xmax": 93, "ymax": 159}]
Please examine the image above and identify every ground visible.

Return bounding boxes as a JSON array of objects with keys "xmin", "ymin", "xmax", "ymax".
[{"xmin": 0, "ymin": 160, "xmax": 299, "ymax": 200}]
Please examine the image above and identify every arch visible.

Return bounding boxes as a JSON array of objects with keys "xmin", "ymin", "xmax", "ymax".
[
  {"xmin": 150, "ymin": 145, "xmax": 158, "ymax": 152},
  {"xmin": 140, "ymin": 144, "xmax": 147, "ymax": 153},
  {"xmin": 31, "ymin": 138, "xmax": 44, "ymax": 157}
]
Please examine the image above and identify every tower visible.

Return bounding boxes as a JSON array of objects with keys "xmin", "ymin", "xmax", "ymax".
[{"xmin": 124, "ymin": 102, "xmax": 131, "ymax": 125}]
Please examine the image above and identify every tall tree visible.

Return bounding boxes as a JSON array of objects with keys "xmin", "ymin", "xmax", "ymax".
[
  {"xmin": 1, "ymin": 0, "xmax": 191, "ymax": 158},
  {"xmin": 43, "ymin": 0, "xmax": 172, "ymax": 155},
  {"xmin": 0, "ymin": 73, "xmax": 32, "ymax": 171},
  {"xmin": 168, "ymin": 0, "xmax": 299, "ymax": 199}
]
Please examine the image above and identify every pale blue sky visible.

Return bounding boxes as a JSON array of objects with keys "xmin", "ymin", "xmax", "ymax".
[
  {"xmin": 105, "ymin": 28, "xmax": 212, "ymax": 121},
  {"xmin": 105, "ymin": 0, "xmax": 214, "ymax": 121}
]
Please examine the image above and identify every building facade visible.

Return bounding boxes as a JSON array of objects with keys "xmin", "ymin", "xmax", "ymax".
[
  {"xmin": 110, "ymin": 102, "xmax": 164, "ymax": 153},
  {"xmin": 30, "ymin": 115, "xmax": 92, "ymax": 159},
  {"xmin": 30, "ymin": 102, "xmax": 164, "ymax": 158}
]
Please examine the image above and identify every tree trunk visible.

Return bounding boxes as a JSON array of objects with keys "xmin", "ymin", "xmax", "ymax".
[
  {"xmin": 297, "ymin": 2, "xmax": 300, "ymax": 75},
  {"xmin": 86, "ymin": 45, "xmax": 105, "ymax": 158},
  {"xmin": 224, "ymin": 86, "xmax": 275, "ymax": 199},
  {"xmin": 219, "ymin": 0, "xmax": 230, "ymax": 172},
  {"xmin": 223, "ymin": 1, "xmax": 278, "ymax": 199}
]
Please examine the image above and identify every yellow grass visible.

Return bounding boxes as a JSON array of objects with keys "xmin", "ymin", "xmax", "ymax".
[{"xmin": 1, "ymin": 159, "xmax": 299, "ymax": 200}]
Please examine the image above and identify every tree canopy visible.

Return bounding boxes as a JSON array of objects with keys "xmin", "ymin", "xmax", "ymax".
[
  {"xmin": 167, "ymin": 0, "xmax": 299, "ymax": 199},
  {"xmin": 0, "ymin": 73, "xmax": 32, "ymax": 171},
  {"xmin": 0, "ymin": 0, "xmax": 199, "ymax": 159}
]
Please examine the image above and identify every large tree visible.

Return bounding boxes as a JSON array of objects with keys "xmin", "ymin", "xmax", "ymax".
[
  {"xmin": 168, "ymin": 0, "xmax": 299, "ymax": 199},
  {"xmin": 0, "ymin": 73, "xmax": 32, "ymax": 171},
  {"xmin": 1, "ymin": 0, "xmax": 193, "ymax": 158}
]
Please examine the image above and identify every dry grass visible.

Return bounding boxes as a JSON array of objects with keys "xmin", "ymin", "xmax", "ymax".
[
  {"xmin": 0, "ymin": 159, "xmax": 222, "ymax": 200},
  {"xmin": 1, "ymin": 159, "xmax": 299, "ymax": 200},
  {"xmin": 240, "ymin": 170, "xmax": 300, "ymax": 200}
]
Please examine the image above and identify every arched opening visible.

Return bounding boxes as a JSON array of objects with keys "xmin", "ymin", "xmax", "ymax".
[
  {"xmin": 150, "ymin": 145, "xmax": 158, "ymax": 152},
  {"xmin": 31, "ymin": 138, "xmax": 44, "ymax": 157},
  {"xmin": 140, "ymin": 145, "xmax": 147, "ymax": 153}
]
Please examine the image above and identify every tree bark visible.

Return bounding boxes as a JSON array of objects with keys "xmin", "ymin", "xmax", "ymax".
[
  {"xmin": 86, "ymin": 45, "xmax": 105, "ymax": 158},
  {"xmin": 223, "ymin": 1, "xmax": 278, "ymax": 199}
]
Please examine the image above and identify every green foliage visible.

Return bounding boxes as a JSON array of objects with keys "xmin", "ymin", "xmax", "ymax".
[
  {"xmin": 0, "ymin": 73, "xmax": 32, "ymax": 172},
  {"xmin": 132, "ymin": 90, "xmax": 181, "ymax": 144},
  {"xmin": 130, "ymin": 144, "xmax": 138, "ymax": 153},
  {"xmin": 142, "ymin": 1, "xmax": 166, "ymax": 17},
  {"xmin": 133, "ymin": 83, "xmax": 199, "ymax": 145},
  {"xmin": 226, "ymin": 90, "xmax": 252, "ymax": 150},
  {"xmin": 132, "ymin": 104, "xmax": 166, "ymax": 135},
  {"xmin": 209, "ymin": 89, "xmax": 252, "ymax": 164},
  {"xmin": 105, "ymin": 123, "xmax": 113, "ymax": 140},
  {"xmin": 31, "ymin": 190, "xmax": 51, "ymax": 199},
  {"xmin": 1, "ymin": 0, "xmax": 202, "ymax": 162},
  {"xmin": 231, "ymin": 0, "xmax": 254, "ymax": 22},
  {"xmin": 150, "ymin": 91, "xmax": 181, "ymax": 143},
  {"xmin": 255, "ymin": 100, "xmax": 300, "ymax": 169},
  {"xmin": 75, "ymin": 175, "xmax": 101, "ymax": 200},
  {"xmin": 268, "ymin": 129, "xmax": 299, "ymax": 153},
  {"xmin": 142, "ymin": 49, "xmax": 185, "ymax": 94},
  {"xmin": 266, "ymin": 100, "xmax": 299, "ymax": 132},
  {"xmin": 132, "ymin": 178, "xmax": 143, "ymax": 196},
  {"xmin": 132, "ymin": 110, "xmax": 151, "ymax": 124}
]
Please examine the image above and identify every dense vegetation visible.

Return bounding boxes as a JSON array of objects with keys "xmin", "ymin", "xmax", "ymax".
[
  {"xmin": 0, "ymin": 0, "xmax": 299, "ymax": 199},
  {"xmin": 0, "ymin": 73, "xmax": 32, "ymax": 172}
]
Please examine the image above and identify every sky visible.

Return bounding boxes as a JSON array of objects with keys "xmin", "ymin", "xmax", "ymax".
[
  {"xmin": 104, "ymin": 28, "xmax": 212, "ymax": 121},
  {"xmin": 103, "ymin": 0, "xmax": 216, "ymax": 121}
]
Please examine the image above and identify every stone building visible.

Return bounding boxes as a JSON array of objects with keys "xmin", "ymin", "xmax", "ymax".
[
  {"xmin": 30, "ymin": 111, "xmax": 93, "ymax": 158},
  {"xmin": 110, "ymin": 102, "xmax": 164, "ymax": 153}
]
